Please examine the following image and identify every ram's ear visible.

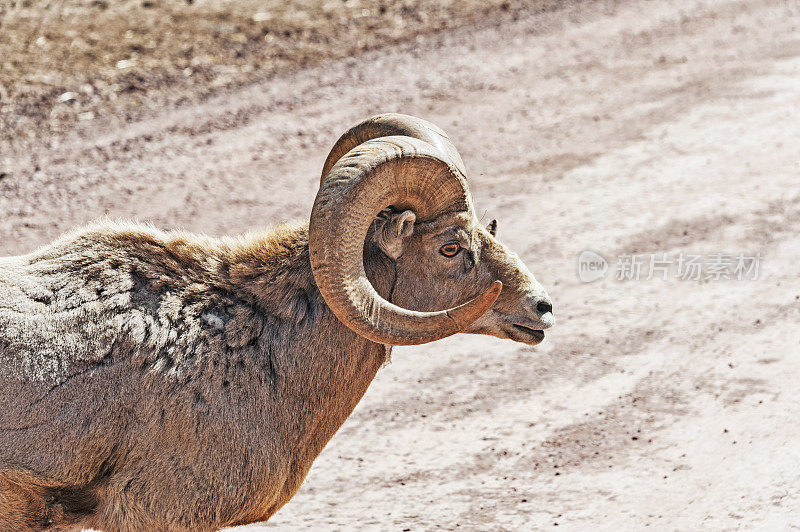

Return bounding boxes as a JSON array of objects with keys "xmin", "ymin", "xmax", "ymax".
[
  {"xmin": 487, "ymin": 219, "xmax": 498, "ymax": 237},
  {"xmin": 372, "ymin": 209, "xmax": 416, "ymax": 260}
]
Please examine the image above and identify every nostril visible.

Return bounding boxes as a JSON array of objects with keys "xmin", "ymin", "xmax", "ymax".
[{"xmin": 536, "ymin": 301, "xmax": 553, "ymax": 315}]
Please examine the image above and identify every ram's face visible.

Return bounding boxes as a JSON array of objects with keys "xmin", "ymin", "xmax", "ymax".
[{"xmin": 373, "ymin": 210, "xmax": 554, "ymax": 345}]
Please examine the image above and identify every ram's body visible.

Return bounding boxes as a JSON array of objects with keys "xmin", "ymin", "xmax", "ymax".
[
  {"xmin": 0, "ymin": 114, "xmax": 554, "ymax": 531},
  {"xmin": 0, "ymin": 221, "xmax": 387, "ymax": 530}
]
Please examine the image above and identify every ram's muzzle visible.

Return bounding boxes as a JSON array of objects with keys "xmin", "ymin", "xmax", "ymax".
[{"xmin": 467, "ymin": 230, "xmax": 554, "ymax": 345}]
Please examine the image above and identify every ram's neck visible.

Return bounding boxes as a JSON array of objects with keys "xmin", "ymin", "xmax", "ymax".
[
  {"xmin": 226, "ymin": 220, "xmax": 394, "ymax": 379},
  {"xmin": 225, "ymin": 222, "xmax": 392, "ymax": 508},
  {"xmin": 228, "ymin": 221, "xmax": 396, "ymax": 316}
]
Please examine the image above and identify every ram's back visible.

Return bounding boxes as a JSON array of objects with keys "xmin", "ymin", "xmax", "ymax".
[
  {"xmin": 2, "ymin": 221, "xmax": 222, "ymax": 381},
  {"xmin": 0, "ymin": 236, "xmax": 134, "ymax": 385}
]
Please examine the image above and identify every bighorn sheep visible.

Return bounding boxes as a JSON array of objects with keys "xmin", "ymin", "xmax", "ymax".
[{"xmin": 0, "ymin": 114, "xmax": 554, "ymax": 531}]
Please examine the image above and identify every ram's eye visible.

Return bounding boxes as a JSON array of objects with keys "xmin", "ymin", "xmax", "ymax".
[{"xmin": 440, "ymin": 244, "xmax": 461, "ymax": 257}]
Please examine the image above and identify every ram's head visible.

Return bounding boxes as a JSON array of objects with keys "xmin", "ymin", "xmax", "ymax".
[{"xmin": 309, "ymin": 114, "xmax": 554, "ymax": 346}]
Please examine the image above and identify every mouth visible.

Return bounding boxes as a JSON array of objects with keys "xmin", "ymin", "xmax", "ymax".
[
  {"xmin": 468, "ymin": 310, "xmax": 551, "ymax": 346},
  {"xmin": 511, "ymin": 323, "xmax": 546, "ymax": 343}
]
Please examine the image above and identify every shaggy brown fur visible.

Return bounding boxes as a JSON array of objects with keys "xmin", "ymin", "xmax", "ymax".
[{"xmin": 0, "ymin": 211, "xmax": 552, "ymax": 530}]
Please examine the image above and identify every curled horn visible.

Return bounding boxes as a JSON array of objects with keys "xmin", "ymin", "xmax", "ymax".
[
  {"xmin": 309, "ymin": 135, "xmax": 501, "ymax": 346},
  {"xmin": 320, "ymin": 113, "xmax": 467, "ymax": 183}
]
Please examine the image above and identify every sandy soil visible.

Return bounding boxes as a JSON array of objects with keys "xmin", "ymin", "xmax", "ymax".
[{"xmin": 2, "ymin": 0, "xmax": 799, "ymax": 529}]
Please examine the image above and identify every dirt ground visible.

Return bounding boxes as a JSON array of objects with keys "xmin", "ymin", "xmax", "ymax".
[
  {"xmin": 0, "ymin": 0, "xmax": 543, "ymax": 143},
  {"xmin": 2, "ymin": 0, "xmax": 800, "ymax": 529}
]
